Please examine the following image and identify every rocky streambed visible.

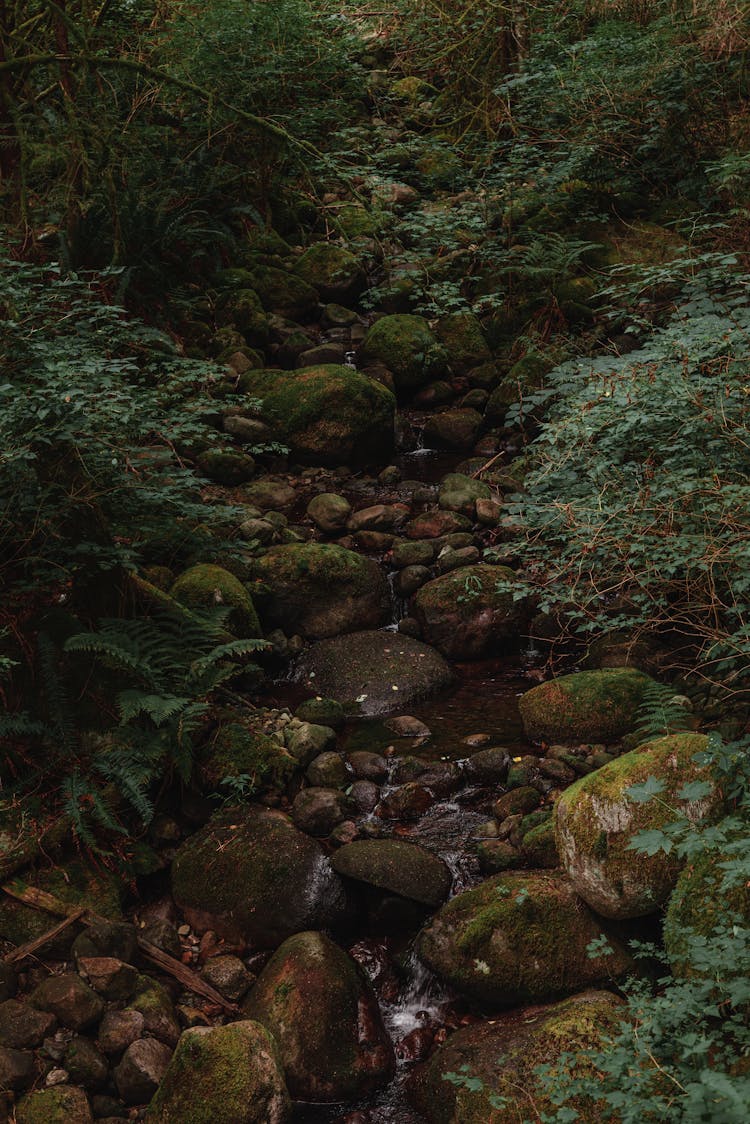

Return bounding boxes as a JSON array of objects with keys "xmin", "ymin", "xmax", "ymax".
[{"xmin": 0, "ymin": 48, "xmax": 731, "ymax": 1124}]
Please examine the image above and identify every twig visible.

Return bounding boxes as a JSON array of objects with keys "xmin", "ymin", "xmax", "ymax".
[{"xmin": 2, "ymin": 907, "xmax": 85, "ymax": 965}]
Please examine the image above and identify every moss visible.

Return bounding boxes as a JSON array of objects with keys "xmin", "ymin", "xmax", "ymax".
[
  {"xmin": 198, "ymin": 719, "xmax": 298, "ymax": 794},
  {"xmin": 435, "ymin": 313, "xmax": 491, "ymax": 373},
  {"xmin": 412, "ymin": 564, "xmax": 526, "ymax": 660},
  {"xmin": 418, "ymin": 871, "xmax": 631, "ymax": 1006},
  {"xmin": 330, "ymin": 839, "xmax": 451, "ymax": 907},
  {"xmin": 664, "ymin": 850, "xmax": 750, "ymax": 976},
  {"xmin": 241, "ymin": 265, "xmax": 319, "ymax": 319},
  {"xmin": 332, "ymin": 203, "xmax": 384, "ymax": 240},
  {"xmin": 169, "ymin": 563, "xmax": 260, "ymax": 639},
  {"xmin": 237, "ymin": 365, "xmax": 395, "ymax": 466},
  {"xmin": 518, "ymin": 668, "xmax": 656, "ymax": 743},
  {"xmin": 520, "ymin": 820, "xmax": 559, "ymax": 868},
  {"xmin": 360, "ymin": 314, "xmax": 448, "ymax": 395},
  {"xmin": 555, "ymin": 733, "xmax": 721, "ymax": 919},
  {"xmin": 16, "ymin": 1086, "xmax": 93, "ymax": 1124},
  {"xmin": 196, "ymin": 449, "xmax": 256, "ymax": 485},
  {"xmin": 410, "ymin": 990, "xmax": 626, "ymax": 1124},
  {"xmin": 294, "ymin": 243, "xmax": 365, "ymax": 302},
  {"xmin": 145, "ymin": 1020, "xmax": 291, "ymax": 1124},
  {"xmin": 295, "ymin": 697, "xmax": 345, "ymax": 729},
  {"xmin": 217, "ymin": 287, "xmax": 269, "ymax": 344},
  {"xmin": 243, "ymin": 931, "xmax": 394, "ymax": 1102}
]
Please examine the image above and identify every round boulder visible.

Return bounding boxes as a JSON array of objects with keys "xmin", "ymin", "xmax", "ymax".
[
  {"xmin": 360, "ymin": 314, "xmax": 447, "ymax": 396},
  {"xmin": 243, "ymin": 931, "xmax": 395, "ymax": 1102},
  {"xmin": 295, "ymin": 630, "xmax": 452, "ymax": 716},
  {"xmin": 412, "ymin": 564, "xmax": 526, "ymax": 660},
  {"xmin": 418, "ymin": 871, "xmax": 631, "ymax": 1006},
  {"xmin": 170, "ymin": 564, "xmax": 260, "ymax": 639},
  {"xmin": 294, "ymin": 243, "xmax": 365, "ymax": 303},
  {"xmin": 145, "ymin": 1021, "xmax": 290, "ymax": 1124},
  {"xmin": 171, "ymin": 807, "xmax": 347, "ymax": 947},
  {"xmin": 518, "ymin": 668, "xmax": 656, "ymax": 744},
  {"xmin": 238, "ymin": 365, "xmax": 395, "ymax": 466},
  {"xmin": 555, "ymin": 733, "xmax": 722, "ymax": 920}
]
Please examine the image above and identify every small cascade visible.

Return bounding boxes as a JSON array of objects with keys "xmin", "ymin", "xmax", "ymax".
[
  {"xmin": 386, "ymin": 570, "xmax": 408, "ymax": 629},
  {"xmin": 385, "ymin": 948, "xmax": 452, "ymax": 1042}
]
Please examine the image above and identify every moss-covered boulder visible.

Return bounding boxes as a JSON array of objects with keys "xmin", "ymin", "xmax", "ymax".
[
  {"xmin": 170, "ymin": 564, "xmax": 261, "ymax": 639},
  {"xmin": 519, "ymin": 668, "xmax": 655, "ymax": 744},
  {"xmin": 238, "ymin": 365, "xmax": 395, "ymax": 466},
  {"xmin": 295, "ymin": 630, "xmax": 452, "ymax": 716},
  {"xmin": 145, "ymin": 1021, "xmax": 290, "ymax": 1124},
  {"xmin": 422, "ymin": 408, "xmax": 483, "ymax": 451},
  {"xmin": 242, "ymin": 266, "xmax": 319, "ymax": 319},
  {"xmin": 294, "ymin": 243, "xmax": 365, "ymax": 303},
  {"xmin": 412, "ymin": 564, "xmax": 526, "ymax": 660},
  {"xmin": 664, "ymin": 851, "xmax": 750, "ymax": 976},
  {"xmin": 198, "ymin": 719, "xmax": 298, "ymax": 794},
  {"xmin": 16, "ymin": 1086, "xmax": 93, "ymax": 1124},
  {"xmin": 436, "ymin": 313, "xmax": 491, "ymax": 374},
  {"xmin": 360, "ymin": 315, "xmax": 448, "ymax": 396},
  {"xmin": 171, "ymin": 807, "xmax": 347, "ymax": 947},
  {"xmin": 408, "ymin": 990, "xmax": 626, "ymax": 1124},
  {"xmin": 217, "ymin": 287, "xmax": 269, "ymax": 346},
  {"xmin": 331, "ymin": 840, "xmax": 451, "ymax": 907},
  {"xmin": 417, "ymin": 871, "xmax": 631, "ymax": 1006},
  {"xmin": 244, "ymin": 931, "xmax": 394, "ymax": 1101},
  {"xmin": 253, "ymin": 543, "xmax": 389, "ymax": 640},
  {"xmin": 438, "ymin": 473, "xmax": 491, "ymax": 519},
  {"xmin": 555, "ymin": 733, "xmax": 721, "ymax": 919},
  {"xmin": 196, "ymin": 449, "xmax": 256, "ymax": 485}
]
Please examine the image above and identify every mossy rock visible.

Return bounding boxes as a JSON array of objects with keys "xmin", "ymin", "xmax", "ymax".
[
  {"xmin": 198, "ymin": 719, "xmax": 298, "ymax": 795},
  {"xmin": 241, "ymin": 266, "xmax": 319, "ymax": 320},
  {"xmin": 238, "ymin": 365, "xmax": 395, "ymax": 466},
  {"xmin": 360, "ymin": 314, "xmax": 448, "ymax": 396},
  {"xmin": 518, "ymin": 668, "xmax": 655, "ymax": 744},
  {"xmin": 555, "ymin": 733, "xmax": 722, "ymax": 919},
  {"xmin": 436, "ymin": 313, "xmax": 491, "ymax": 373},
  {"xmin": 412, "ymin": 564, "xmax": 527, "ymax": 660},
  {"xmin": 664, "ymin": 850, "xmax": 750, "ymax": 976},
  {"xmin": 408, "ymin": 990, "xmax": 626, "ymax": 1123},
  {"xmin": 0, "ymin": 860, "xmax": 122, "ymax": 957},
  {"xmin": 196, "ymin": 449, "xmax": 256, "ymax": 485},
  {"xmin": 520, "ymin": 819, "xmax": 559, "ymax": 868},
  {"xmin": 243, "ymin": 931, "xmax": 394, "ymax": 1102},
  {"xmin": 145, "ymin": 1021, "xmax": 291, "ymax": 1124},
  {"xmin": 422, "ymin": 408, "xmax": 483, "ymax": 451},
  {"xmin": 170, "ymin": 564, "xmax": 261, "ymax": 639},
  {"xmin": 391, "ymin": 76, "xmax": 435, "ymax": 102},
  {"xmin": 414, "ymin": 148, "xmax": 462, "ymax": 188},
  {"xmin": 295, "ymin": 630, "xmax": 452, "ymax": 717},
  {"xmin": 217, "ymin": 287, "xmax": 269, "ymax": 346},
  {"xmin": 331, "ymin": 840, "xmax": 451, "ymax": 907},
  {"xmin": 417, "ymin": 871, "xmax": 631, "ymax": 1006},
  {"xmin": 438, "ymin": 473, "xmax": 491, "ymax": 519},
  {"xmin": 16, "ymin": 1086, "xmax": 93, "ymax": 1124},
  {"xmin": 295, "ymin": 697, "xmax": 345, "ymax": 729},
  {"xmin": 294, "ymin": 243, "xmax": 365, "ymax": 303},
  {"xmin": 171, "ymin": 806, "xmax": 347, "ymax": 947},
  {"xmin": 332, "ymin": 203, "xmax": 384, "ymax": 240},
  {"xmin": 252, "ymin": 543, "xmax": 389, "ymax": 640}
]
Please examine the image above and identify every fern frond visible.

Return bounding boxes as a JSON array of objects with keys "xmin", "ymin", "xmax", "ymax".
[
  {"xmin": 117, "ymin": 690, "xmax": 191, "ymax": 726},
  {"xmin": 634, "ymin": 682, "xmax": 693, "ymax": 740},
  {"xmin": 0, "ymin": 713, "xmax": 52, "ymax": 740}
]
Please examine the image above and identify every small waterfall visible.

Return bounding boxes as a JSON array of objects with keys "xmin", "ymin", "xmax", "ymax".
[{"xmin": 385, "ymin": 947, "xmax": 452, "ymax": 1042}]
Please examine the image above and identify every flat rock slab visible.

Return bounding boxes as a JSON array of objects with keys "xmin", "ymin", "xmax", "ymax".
[
  {"xmin": 331, "ymin": 840, "xmax": 451, "ymax": 907},
  {"xmin": 295, "ymin": 630, "xmax": 452, "ymax": 717}
]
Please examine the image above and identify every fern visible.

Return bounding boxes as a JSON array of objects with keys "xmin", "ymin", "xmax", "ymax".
[{"xmin": 634, "ymin": 682, "xmax": 694, "ymax": 741}]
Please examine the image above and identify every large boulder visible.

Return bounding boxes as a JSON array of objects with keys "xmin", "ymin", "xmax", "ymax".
[
  {"xmin": 253, "ymin": 543, "xmax": 390, "ymax": 640},
  {"xmin": 408, "ymin": 990, "xmax": 626, "ymax": 1124},
  {"xmin": 555, "ymin": 733, "xmax": 721, "ymax": 919},
  {"xmin": 331, "ymin": 840, "xmax": 451, "ymax": 907},
  {"xmin": 238, "ymin": 365, "xmax": 395, "ymax": 466},
  {"xmin": 170, "ymin": 564, "xmax": 261, "ymax": 639},
  {"xmin": 519, "ymin": 668, "xmax": 656, "ymax": 743},
  {"xmin": 197, "ymin": 718, "xmax": 298, "ymax": 794},
  {"xmin": 295, "ymin": 630, "xmax": 452, "ymax": 716},
  {"xmin": 418, "ymin": 871, "xmax": 631, "ymax": 1006},
  {"xmin": 360, "ymin": 314, "xmax": 447, "ymax": 396},
  {"xmin": 412, "ymin": 564, "xmax": 526, "ymax": 660},
  {"xmin": 244, "ymin": 931, "xmax": 394, "ymax": 1101},
  {"xmin": 422, "ymin": 408, "xmax": 483, "ymax": 451},
  {"xmin": 435, "ymin": 312, "xmax": 491, "ymax": 374},
  {"xmin": 242, "ymin": 265, "xmax": 319, "ymax": 319},
  {"xmin": 171, "ymin": 807, "xmax": 347, "ymax": 947},
  {"xmin": 294, "ymin": 243, "xmax": 365, "ymax": 303},
  {"xmin": 146, "ymin": 1021, "xmax": 290, "ymax": 1124}
]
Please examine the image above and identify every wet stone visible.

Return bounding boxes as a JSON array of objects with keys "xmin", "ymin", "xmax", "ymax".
[
  {"xmin": 97, "ymin": 1010, "xmax": 145, "ymax": 1056},
  {"xmin": 114, "ymin": 1038, "xmax": 173, "ymax": 1105},
  {"xmin": 200, "ymin": 956, "xmax": 254, "ymax": 1002},
  {"xmin": 0, "ymin": 1044, "xmax": 34, "ymax": 1091},
  {"xmin": 0, "ymin": 1000, "xmax": 57, "ymax": 1049},
  {"xmin": 377, "ymin": 782, "xmax": 433, "ymax": 820},
  {"xmin": 464, "ymin": 746, "xmax": 511, "ymax": 783},
  {"xmin": 306, "ymin": 751, "xmax": 350, "ymax": 788},
  {"xmin": 63, "ymin": 1036, "xmax": 109, "ymax": 1089},
  {"xmin": 350, "ymin": 780, "xmax": 381, "ymax": 814},
  {"xmin": 347, "ymin": 751, "xmax": 389, "ymax": 781},
  {"xmin": 77, "ymin": 958, "xmax": 138, "ymax": 1001},
  {"xmin": 291, "ymin": 788, "xmax": 355, "ymax": 837}
]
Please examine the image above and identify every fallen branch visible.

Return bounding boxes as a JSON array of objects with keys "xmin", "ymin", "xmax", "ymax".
[
  {"xmin": 2, "ymin": 907, "xmax": 85, "ymax": 965},
  {"xmin": 1, "ymin": 880, "xmax": 238, "ymax": 1014}
]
